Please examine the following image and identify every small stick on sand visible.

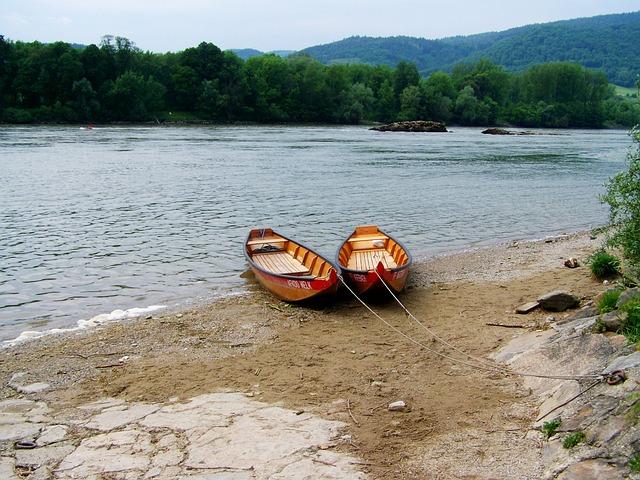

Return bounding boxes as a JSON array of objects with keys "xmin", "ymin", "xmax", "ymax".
[
  {"xmin": 485, "ymin": 322, "xmax": 530, "ymax": 329},
  {"xmin": 347, "ymin": 398, "xmax": 359, "ymax": 425},
  {"xmin": 312, "ymin": 458, "xmax": 337, "ymax": 467},
  {"xmin": 94, "ymin": 363, "xmax": 124, "ymax": 369}
]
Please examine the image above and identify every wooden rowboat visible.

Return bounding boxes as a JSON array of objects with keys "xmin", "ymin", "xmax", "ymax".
[
  {"xmin": 336, "ymin": 225, "xmax": 412, "ymax": 295},
  {"xmin": 244, "ymin": 228, "xmax": 340, "ymax": 302}
]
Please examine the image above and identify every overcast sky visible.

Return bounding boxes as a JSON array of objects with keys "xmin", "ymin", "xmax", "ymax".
[{"xmin": 2, "ymin": 0, "xmax": 640, "ymax": 52}]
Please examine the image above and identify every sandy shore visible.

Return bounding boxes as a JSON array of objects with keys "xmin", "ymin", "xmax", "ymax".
[{"xmin": 0, "ymin": 231, "xmax": 608, "ymax": 478}]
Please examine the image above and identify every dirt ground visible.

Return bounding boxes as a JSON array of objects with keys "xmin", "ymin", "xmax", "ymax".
[{"xmin": 0, "ymin": 232, "xmax": 608, "ymax": 479}]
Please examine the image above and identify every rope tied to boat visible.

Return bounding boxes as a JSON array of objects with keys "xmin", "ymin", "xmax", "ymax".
[{"xmin": 337, "ymin": 272, "xmax": 608, "ymax": 383}]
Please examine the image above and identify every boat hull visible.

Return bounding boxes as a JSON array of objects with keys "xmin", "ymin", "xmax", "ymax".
[
  {"xmin": 251, "ymin": 267, "xmax": 339, "ymax": 302},
  {"xmin": 336, "ymin": 226, "xmax": 412, "ymax": 297},
  {"xmin": 342, "ymin": 262, "xmax": 410, "ymax": 296}
]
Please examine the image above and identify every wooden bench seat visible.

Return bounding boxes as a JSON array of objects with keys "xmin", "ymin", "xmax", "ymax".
[
  {"xmin": 347, "ymin": 249, "xmax": 397, "ymax": 271},
  {"xmin": 347, "ymin": 234, "xmax": 388, "ymax": 243},
  {"xmin": 253, "ymin": 252, "xmax": 309, "ymax": 275},
  {"xmin": 247, "ymin": 237, "xmax": 287, "ymax": 246}
]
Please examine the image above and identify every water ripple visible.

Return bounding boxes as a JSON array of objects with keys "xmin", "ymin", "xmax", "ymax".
[{"xmin": 0, "ymin": 125, "xmax": 630, "ymax": 341}]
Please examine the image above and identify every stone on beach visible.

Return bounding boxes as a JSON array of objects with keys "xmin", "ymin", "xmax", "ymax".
[
  {"xmin": 15, "ymin": 444, "xmax": 75, "ymax": 469},
  {"xmin": 7, "ymin": 373, "xmax": 50, "ymax": 394},
  {"xmin": 516, "ymin": 301, "xmax": 540, "ymax": 314},
  {"xmin": 0, "ymin": 457, "xmax": 18, "ymax": 480},
  {"xmin": 36, "ymin": 425, "xmax": 69, "ymax": 446},
  {"xmin": 388, "ymin": 400, "xmax": 407, "ymax": 411},
  {"xmin": 537, "ymin": 290, "xmax": 580, "ymax": 312},
  {"xmin": 616, "ymin": 287, "xmax": 640, "ymax": 308},
  {"xmin": 599, "ymin": 311, "xmax": 626, "ymax": 331},
  {"xmin": 564, "ymin": 258, "xmax": 579, "ymax": 268},
  {"xmin": 557, "ymin": 459, "xmax": 626, "ymax": 480},
  {"xmin": 559, "ymin": 305, "xmax": 598, "ymax": 324},
  {"xmin": 1, "ymin": 392, "xmax": 365, "ymax": 479}
]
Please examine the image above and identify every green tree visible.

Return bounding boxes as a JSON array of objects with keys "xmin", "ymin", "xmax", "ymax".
[
  {"xmin": 394, "ymin": 61, "xmax": 420, "ymax": 98},
  {"xmin": 423, "ymin": 72, "xmax": 456, "ymax": 122},
  {"xmin": 199, "ymin": 79, "xmax": 223, "ymax": 118},
  {"xmin": 602, "ymin": 127, "xmax": 640, "ymax": 275},
  {"xmin": 454, "ymin": 85, "xmax": 489, "ymax": 125},
  {"xmin": 70, "ymin": 78, "xmax": 98, "ymax": 120},
  {"xmin": 168, "ymin": 65, "xmax": 199, "ymax": 111},
  {"xmin": 244, "ymin": 54, "xmax": 291, "ymax": 121},
  {"xmin": 104, "ymin": 71, "xmax": 165, "ymax": 121},
  {"xmin": 398, "ymin": 85, "xmax": 424, "ymax": 120},
  {"xmin": 334, "ymin": 82, "xmax": 374, "ymax": 123},
  {"xmin": 374, "ymin": 79, "xmax": 397, "ymax": 122}
]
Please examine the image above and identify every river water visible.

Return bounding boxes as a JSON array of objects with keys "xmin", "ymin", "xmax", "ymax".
[{"xmin": 0, "ymin": 125, "xmax": 632, "ymax": 342}]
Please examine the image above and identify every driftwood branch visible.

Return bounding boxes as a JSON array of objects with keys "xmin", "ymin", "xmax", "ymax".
[{"xmin": 486, "ymin": 322, "xmax": 530, "ymax": 329}]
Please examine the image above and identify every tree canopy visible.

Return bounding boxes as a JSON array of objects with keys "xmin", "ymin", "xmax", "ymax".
[{"xmin": 0, "ymin": 35, "xmax": 638, "ymax": 128}]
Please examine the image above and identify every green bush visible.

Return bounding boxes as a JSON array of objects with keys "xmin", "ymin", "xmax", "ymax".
[
  {"xmin": 602, "ymin": 127, "xmax": 640, "ymax": 277},
  {"xmin": 563, "ymin": 431, "xmax": 585, "ymax": 449},
  {"xmin": 2, "ymin": 107, "xmax": 34, "ymax": 123},
  {"xmin": 598, "ymin": 289, "xmax": 622, "ymax": 313},
  {"xmin": 620, "ymin": 299, "xmax": 640, "ymax": 343},
  {"xmin": 542, "ymin": 418, "xmax": 561, "ymax": 438},
  {"xmin": 630, "ymin": 454, "xmax": 640, "ymax": 472},
  {"xmin": 588, "ymin": 251, "xmax": 621, "ymax": 279}
]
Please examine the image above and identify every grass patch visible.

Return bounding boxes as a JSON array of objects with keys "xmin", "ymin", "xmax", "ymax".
[
  {"xmin": 589, "ymin": 251, "xmax": 621, "ymax": 279},
  {"xmin": 598, "ymin": 289, "xmax": 622, "ymax": 314},
  {"xmin": 620, "ymin": 299, "xmax": 640, "ymax": 343},
  {"xmin": 613, "ymin": 84, "xmax": 638, "ymax": 97},
  {"xmin": 542, "ymin": 418, "xmax": 561, "ymax": 439},
  {"xmin": 563, "ymin": 431, "xmax": 585, "ymax": 449},
  {"xmin": 630, "ymin": 454, "xmax": 640, "ymax": 472},
  {"xmin": 593, "ymin": 318, "xmax": 607, "ymax": 333}
]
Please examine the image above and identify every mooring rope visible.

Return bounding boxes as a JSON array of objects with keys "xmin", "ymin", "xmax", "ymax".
[
  {"xmin": 338, "ymin": 274, "xmax": 605, "ymax": 382},
  {"xmin": 373, "ymin": 269, "xmax": 503, "ymax": 370},
  {"xmin": 337, "ymin": 275, "xmax": 503, "ymax": 373}
]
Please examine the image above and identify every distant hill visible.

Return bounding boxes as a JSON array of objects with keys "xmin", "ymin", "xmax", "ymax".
[
  {"xmin": 230, "ymin": 48, "xmax": 294, "ymax": 60},
  {"xmin": 298, "ymin": 11, "xmax": 640, "ymax": 86}
]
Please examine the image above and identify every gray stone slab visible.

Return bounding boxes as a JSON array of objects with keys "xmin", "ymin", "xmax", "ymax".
[
  {"xmin": 15, "ymin": 443, "xmax": 75, "ymax": 469},
  {"xmin": 0, "ymin": 421, "xmax": 41, "ymax": 442},
  {"xmin": 616, "ymin": 287, "xmax": 640, "ymax": 308},
  {"xmin": 557, "ymin": 459, "xmax": 625, "ymax": 480},
  {"xmin": 14, "ymin": 382, "xmax": 50, "ymax": 394},
  {"xmin": 36, "ymin": 424, "xmax": 69, "ymax": 446},
  {"xmin": 0, "ymin": 457, "xmax": 18, "ymax": 480},
  {"xmin": 84, "ymin": 404, "xmax": 160, "ymax": 431},
  {"xmin": 516, "ymin": 301, "xmax": 540, "ymax": 314},
  {"xmin": 604, "ymin": 351, "xmax": 640, "ymax": 373},
  {"xmin": 538, "ymin": 290, "xmax": 580, "ymax": 312}
]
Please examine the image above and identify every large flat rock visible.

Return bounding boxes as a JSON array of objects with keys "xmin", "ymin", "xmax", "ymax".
[{"xmin": 39, "ymin": 393, "xmax": 366, "ymax": 479}]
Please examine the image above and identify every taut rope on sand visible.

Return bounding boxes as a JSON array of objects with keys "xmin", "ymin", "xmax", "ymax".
[{"xmin": 338, "ymin": 273, "xmax": 607, "ymax": 383}]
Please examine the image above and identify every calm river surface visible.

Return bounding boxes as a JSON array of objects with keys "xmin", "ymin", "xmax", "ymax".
[{"xmin": 0, "ymin": 125, "xmax": 632, "ymax": 342}]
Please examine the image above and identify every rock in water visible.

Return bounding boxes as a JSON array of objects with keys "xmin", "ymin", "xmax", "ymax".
[
  {"xmin": 537, "ymin": 290, "xmax": 580, "ymax": 312},
  {"xmin": 370, "ymin": 121, "xmax": 447, "ymax": 132},
  {"xmin": 482, "ymin": 128, "xmax": 512, "ymax": 135}
]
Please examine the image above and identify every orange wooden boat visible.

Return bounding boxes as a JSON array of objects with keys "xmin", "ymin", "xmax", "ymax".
[
  {"xmin": 336, "ymin": 225, "xmax": 412, "ymax": 295},
  {"xmin": 244, "ymin": 228, "xmax": 340, "ymax": 302}
]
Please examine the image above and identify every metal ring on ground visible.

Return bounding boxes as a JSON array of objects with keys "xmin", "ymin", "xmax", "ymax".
[
  {"xmin": 14, "ymin": 440, "xmax": 37, "ymax": 449},
  {"xmin": 606, "ymin": 370, "xmax": 626, "ymax": 385}
]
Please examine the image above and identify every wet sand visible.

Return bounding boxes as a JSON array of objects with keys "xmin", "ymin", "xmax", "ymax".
[{"xmin": 0, "ymin": 231, "xmax": 606, "ymax": 478}]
